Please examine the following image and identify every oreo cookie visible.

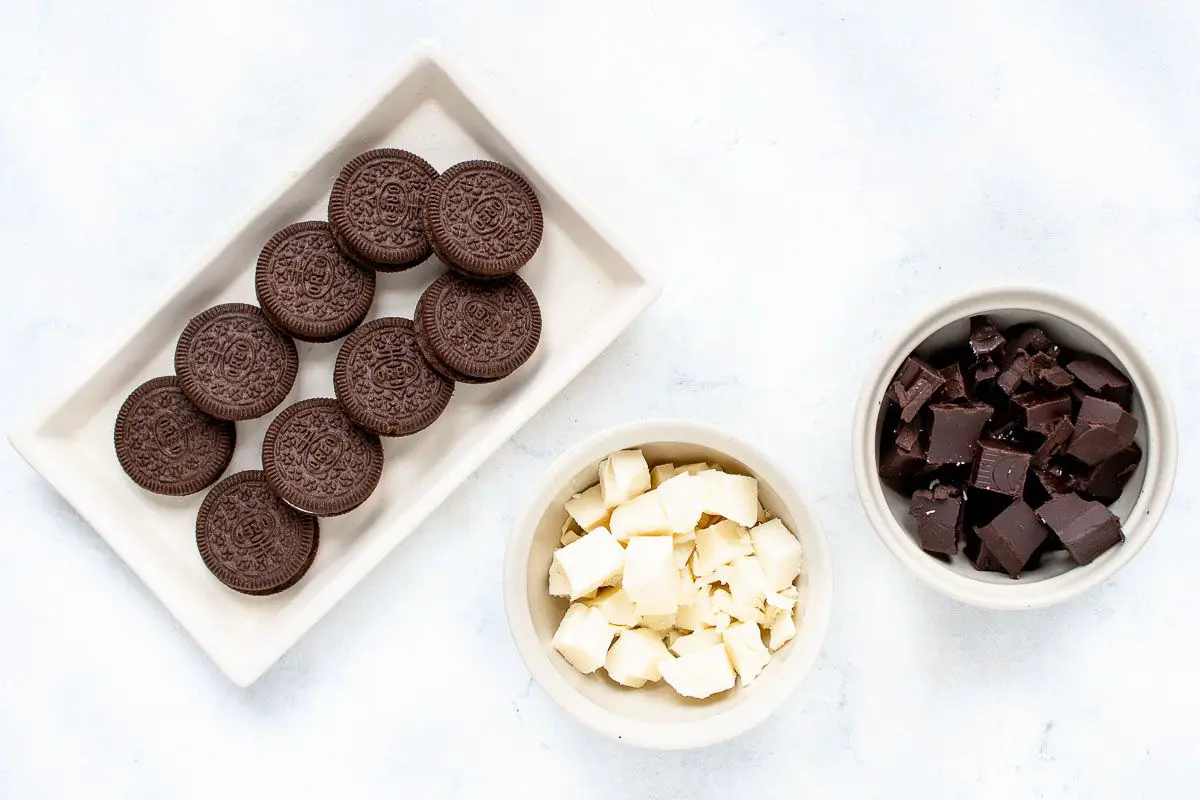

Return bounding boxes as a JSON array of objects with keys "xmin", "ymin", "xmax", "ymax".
[
  {"xmin": 423, "ymin": 160, "xmax": 543, "ymax": 279},
  {"xmin": 115, "ymin": 376, "xmax": 236, "ymax": 496},
  {"xmin": 255, "ymin": 221, "xmax": 375, "ymax": 342},
  {"xmin": 175, "ymin": 303, "xmax": 299, "ymax": 421},
  {"xmin": 333, "ymin": 317, "xmax": 454, "ymax": 436},
  {"xmin": 196, "ymin": 470, "xmax": 319, "ymax": 596},
  {"xmin": 262, "ymin": 398, "xmax": 384, "ymax": 517},
  {"xmin": 415, "ymin": 272, "xmax": 542, "ymax": 382},
  {"xmin": 328, "ymin": 149, "xmax": 439, "ymax": 271}
]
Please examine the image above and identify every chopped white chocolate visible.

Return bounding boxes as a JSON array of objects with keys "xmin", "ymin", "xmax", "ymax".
[
  {"xmin": 608, "ymin": 490, "xmax": 672, "ymax": 541},
  {"xmin": 639, "ymin": 613, "xmax": 677, "ymax": 632},
  {"xmin": 599, "ymin": 450, "xmax": 651, "ymax": 508},
  {"xmin": 622, "ymin": 535, "xmax": 679, "ymax": 615},
  {"xmin": 565, "ymin": 485, "xmax": 610, "ymax": 531},
  {"xmin": 649, "ymin": 463, "xmax": 676, "ymax": 488},
  {"xmin": 552, "ymin": 526, "xmax": 625, "ymax": 600},
  {"xmin": 669, "ymin": 628, "xmax": 723, "ymax": 657},
  {"xmin": 548, "ymin": 561, "xmax": 571, "ymax": 597},
  {"xmin": 767, "ymin": 609, "xmax": 797, "ymax": 651},
  {"xmin": 701, "ymin": 472, "xmax": 759, "ymax": 527},
  {"xmin": 659, "ymin": 644, "xmax": 736, "ymax": 699},
  {"xmin": 587, "ymin": 586, "xmax": 641, "ymax": 628},
  {"xmin": 757, "ymin": 501, "xmax": 772, "ymax": 524},
  {"xmin": 723, "ymin": 621, "xmax": 771, "ymax": 686},
  {"xmin": 673, "ymin": 462, "xmax": 710, "ymax": 477},
  {"xmin": 552, "ymin": 604, "xmax": 616, "ymax": 673},
  {"xmin": 750, "ymin": 518, "xmax": 804, "ymax": 591},
  {"xmin": 673, "ymin": 538, "xmax": 696, "ymax": 570},
  {"xmin": 657, "ymin": 472, "xmax": 709, "ymax": 534},
  {"xmin": 722, "ymin": 556, "xmax": 771, "ymax": 609},
  {"xmin": 560, "ymin": 529, "xmax": 581, "ymax": 547},
  {"xmin": 674, "ymin": 584, "xmax": 713, "ymax": 632},
  {"xmin": 605, "ymin": 628, "xmax": 672, "ymax": 688},
  {"xmin": 692, "ymin": 519, "xmax": 754, "ymax": 576}
]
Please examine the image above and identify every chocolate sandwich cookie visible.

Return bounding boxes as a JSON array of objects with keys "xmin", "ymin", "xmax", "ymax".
[
  {"xmin": 328, "ymin": 149, "xmax": 439, "ymax": 271},
  {"xmin": 196, "ymin": 470, "xmax": 319, "ymax": 596},
  {"xmin": 262, "ymin": 398, "xmax": 384, "ymax": 517},
  {"xmin": 423, "ymin": 160, "xmax": 543, "ymax": 279},
  {"xmin": 415, "ymin": 272, "xmax": 542, "ymax": 382},
  {"xmin": 255, "ymin": 221, "xmax": 376, "ymax": 342},
  {"xmin": 115, "ymin": 376, "xmax": 236, "ymax": 496},
  {"xmin": 333, "ymin": 317, "xmax": 454, "ymax": 436},
  {"xmin": 175, "ymin": 303, "xmax": 299, "ymax": 421}
]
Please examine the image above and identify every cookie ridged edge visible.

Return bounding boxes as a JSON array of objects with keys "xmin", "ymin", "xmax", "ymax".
[
  {"xmin": 332, "ymin": 317, "xmax": 455, "ymax": 436},
  {"xmin": 195, "ymin": 470, "xmax": 320, "ymax": 596},
  {"xmin": 261, "ymin": 398, "xmax": 385, "ymax": 517},
  {"xmin": 255, "ymin": 221, "xmax": 376, "ymax": 343},
  {"xmin": 422, "ymin": 160, "xmax": 544, "ymax": 277},
  {"xmin": 328, "ymin": 148, "xmax": 439, "ymax": 266},
  {"xmin": 114, "ymin": 375, "xmax": 236, "ymax": 496}
]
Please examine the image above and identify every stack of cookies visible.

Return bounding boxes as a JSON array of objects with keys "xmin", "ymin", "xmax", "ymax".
[{"xmin": 114, "ymin": 149, "xmax": 545, "ymax": 596}]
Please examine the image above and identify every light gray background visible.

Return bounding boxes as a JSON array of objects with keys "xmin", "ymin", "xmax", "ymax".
[{"xmin": 2, "ymin": 2, "xmax": 1198, "ymax": 797}]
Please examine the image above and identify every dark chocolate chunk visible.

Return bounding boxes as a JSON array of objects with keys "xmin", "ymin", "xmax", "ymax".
[
  {"xmin": 1035, "ymin": 493, "xmax": 1124, "ymax": 566},
  {"xmin": 1066, "ymin": 356, "xmax": 1133, "ymax": 409},
  {"xmin": 1025, "ymin": 467, "xmax": 1073, "ymax": 508},
  {"xmin": 926, "ymin": 403, "xmax": 993, "ymax": 466},
  {"xmin": 1012, "ymin": 392, "xmax": 1072, "ymax": 434},
  {"xmin": 1075, "ymin": 442, "xmax": 1142, "ymax": 504},
  {"xmin": 888, "ymin": 356, "xmax": 945, "ymax": 423},
  {"xmin": 975, "ymin": 500, "xmax": 1049, "ymax": 578},
  {"xmin": 975, "ymin": 361, "xmax": 1000, "ymax": 386},
  {"xmin": 895, "ymin": 417, "xmax": 921, "ymax": 452},
  {"xmin": 1006, "ymin": 326, "xmax": 1055, "ymax": 358},
  {"xmin": 1037, "ymin": 364, "xmax": 1076, "ymax": 392},
  {"xmin": 1066, "ymin": 396, "xmax": 1138, "ymax": 467},
  {"xmin": 996, "ymin": 350, "xmax": 1030, "ymax": 396},
  {"xmin": 1031, "ymin": 417, "xmax": 1074, "ymax": 468},
  {"xmin": 971, "ymin": 440, "xmax": 1031, "ymax": 497},
  {"xmin": 935, "ymin": 363, "xmax": 970, "ymax": 403},
  {"xmin": 964, "ymin": 490, "xmax": 1013, "ymax": 528},
  {"xmin": 909, "ymin": 485, "xmax": 964, "ymax": 555},
  {"xmin": 969, "ymin": 540, "xmax": 1006, "ymax": 573},
  {"xmin": 969, "ymin": 316, "xmax": 1005, "ymax": 360},
  {"xmin": 879, "ymin": 419, "xmax": 928, "ymax": 492}
]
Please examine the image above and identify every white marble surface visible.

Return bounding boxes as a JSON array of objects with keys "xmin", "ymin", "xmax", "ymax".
[{"xmin": 2, "ymin": 1, "xmax": 1198, "ymax": 797}]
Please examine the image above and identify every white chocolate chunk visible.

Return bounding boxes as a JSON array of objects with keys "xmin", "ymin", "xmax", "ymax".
[
  {"xmin": 599, "ymin": 450, "xmax": 652, "ymax": 508},
  {"xmin": 669, "ymin": 628, "xmax": 723, "ymax": 657},
  {"xmin": 674, "ymin": 584, "xmax": 712, "ymax": 632},
  {"xmin": 552, "ymin": 604, "xmax": 616, "ymax": 673},
  {"xmin": 673, "ymin": 538, "xmax": 696, "ymax": 570},
  {"xmin": 605, "ymin": 628, "xmax": 672, "ymax": 687},
  {"xmin": 552, "ymin": 527, "xmax": 625, "ymax": 600},
  {"xmin": 767, "ymin": 609, "xmax": 797, "ymax": 651},
  {"xmin": 622, "ymin": 535, "xmax": 679, "ymax": 615},
  {"xmin": 750, "ymin": 518, "xmax": 804, "ymax": 591},
  {"xmin": 659, "ymin": 644, "xmax": 736, "ymax": 699},
  {"xmin": 723, "ymin": 621, "xmax": 771, "ymax": 686},
  {"xmin": 701, "ymin": 472, "xmax": 759, "ymax": 527},
  {"xmin": 548, "ymin": 561, "xmax": 571, "ymax": 597},
  {"xmin": 649, "ymin": 463, "xmax": 676, "ymax": 488},
  {"xmin": 560, "ymin": 529, "xmax": 581, "ymax": 547},
  {"xmin": 674, "ymin": 528, "xmax": 696, "ymax": 544},
  {"xmin": 692, "ymin": 519, "xmax": 754, "ymax": 576},
  {"xmin": 657, "ymin": 472, "xmax": 710, "ymax": 534},
  {"xmin": 587, "ymin": 586, "xmax": 641, "ymax": 628},
  {"xmin": 565, "ymin": 485, "xmax": 610, "ymax": 531},
  {"xmin": 673, "ymin": 462, "xmax": 710, "ymax": 477},
  {"xmin": 609, "ymin": 491, "xmax": 672, "ymax": 541},
  {"xmin": 712, "ymin": 612, "xmax": 732, "ymax": 634},
  {"xmin": 757, "ymin": 501, "xmax": 772, "ymax": 524},
  {"xmin": 638, "ymin": 613, "xmax": 677, "ymax": 632},
  {"xmin": 722, "ymin": 556, "xmax": 771, "ymax": 609}
]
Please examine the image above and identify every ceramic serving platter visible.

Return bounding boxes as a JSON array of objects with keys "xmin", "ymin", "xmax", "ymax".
[{"xmin": 8, "ymin": 42, "xmax": 660, "ymax": 686}]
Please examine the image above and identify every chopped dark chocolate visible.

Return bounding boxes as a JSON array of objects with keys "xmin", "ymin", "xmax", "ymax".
[
  {"xmin": 894, "ymin": 417, "xmax": 921, "ymax": 453},
  {"xmin": 1024, "ymin": 467, "xmax": 1074, "ymax": 508},
  {"xmin": 971, "ymin": 440, "xmax": 1031, "ymax": 498},
  {"xmin": 935, "ymin": 363, "xmax": 970, "ymax": 403},
  {"xmin": 888, "ymin": 356, "xmax": 945, "ymax": 423},
  {"xmin": 1075, "ymin": 442, "xmax": 1142, "ymax": 504},
  {"xmin": 1006, "ymin": 326, "xmax": 1055, "ymax": 358},
  {"xmin": 996, "ymin": 350, "xmax": 1030, "ymax": 396},
  {"xmin": 969, "ymin": 316, "xmax": 1005, "ymax": 360},
  {"xmin": 1012, "ymin": 392, "xmax": 1072, "ymax": 434},
  {"xmin": 975, "ymin": 500, "xmax": 1049, "ymax": 578},
  {"xmin": 1037, "ymin": 364, "xmax": 1076, "ymax": 392},
  {"xmin": 1066, "ymin": 355, "xmax": 1133, "ymax": 409},
  {"xmin": 1035, "ymin": 493, "xmax": 1124, "ymax": 566},
  {"xmin": 1066, "ymin": 396, "xmax": 1138, "ymax": 467},
  {"xmin": 975, "ymin": 361, "xmax": 1000, "ymax": 385},
  {"xmin": 880, "ymin": 419, "xmax": 928, "ymax": 492},
  {"xmin": 1031, "ymin": 416, "xmax": 1074, "ymax": 468},
  {"xmin": 926, "ymin": 403, "xmax": 994, "ymax": 466},
  {"xmin": 909, "ymin": 485, "xmax": 964, "ymax": 555}
]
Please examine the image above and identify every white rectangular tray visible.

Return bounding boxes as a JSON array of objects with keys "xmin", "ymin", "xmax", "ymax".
[{"xmin": 8, "ymin": 42, "xmax": 659, "ymax": 686}]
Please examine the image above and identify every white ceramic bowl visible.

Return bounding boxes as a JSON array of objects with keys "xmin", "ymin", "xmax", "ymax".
[
  {"xmin": 504, "ymin": 420, "xmax": 833, "ymax": 750},
  {"xmin": 852, "ymin": 286, "xmax": 1178, "ymax": 610}
]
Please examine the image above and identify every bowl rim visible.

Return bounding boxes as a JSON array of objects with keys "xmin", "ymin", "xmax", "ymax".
[
  {"xmin": 503, "ymin": 418, "xmax": 834, "ymax": 749},
  {"xmin": 851, "ymin": 285, "xmax": 1178, "ymax": 610}
]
